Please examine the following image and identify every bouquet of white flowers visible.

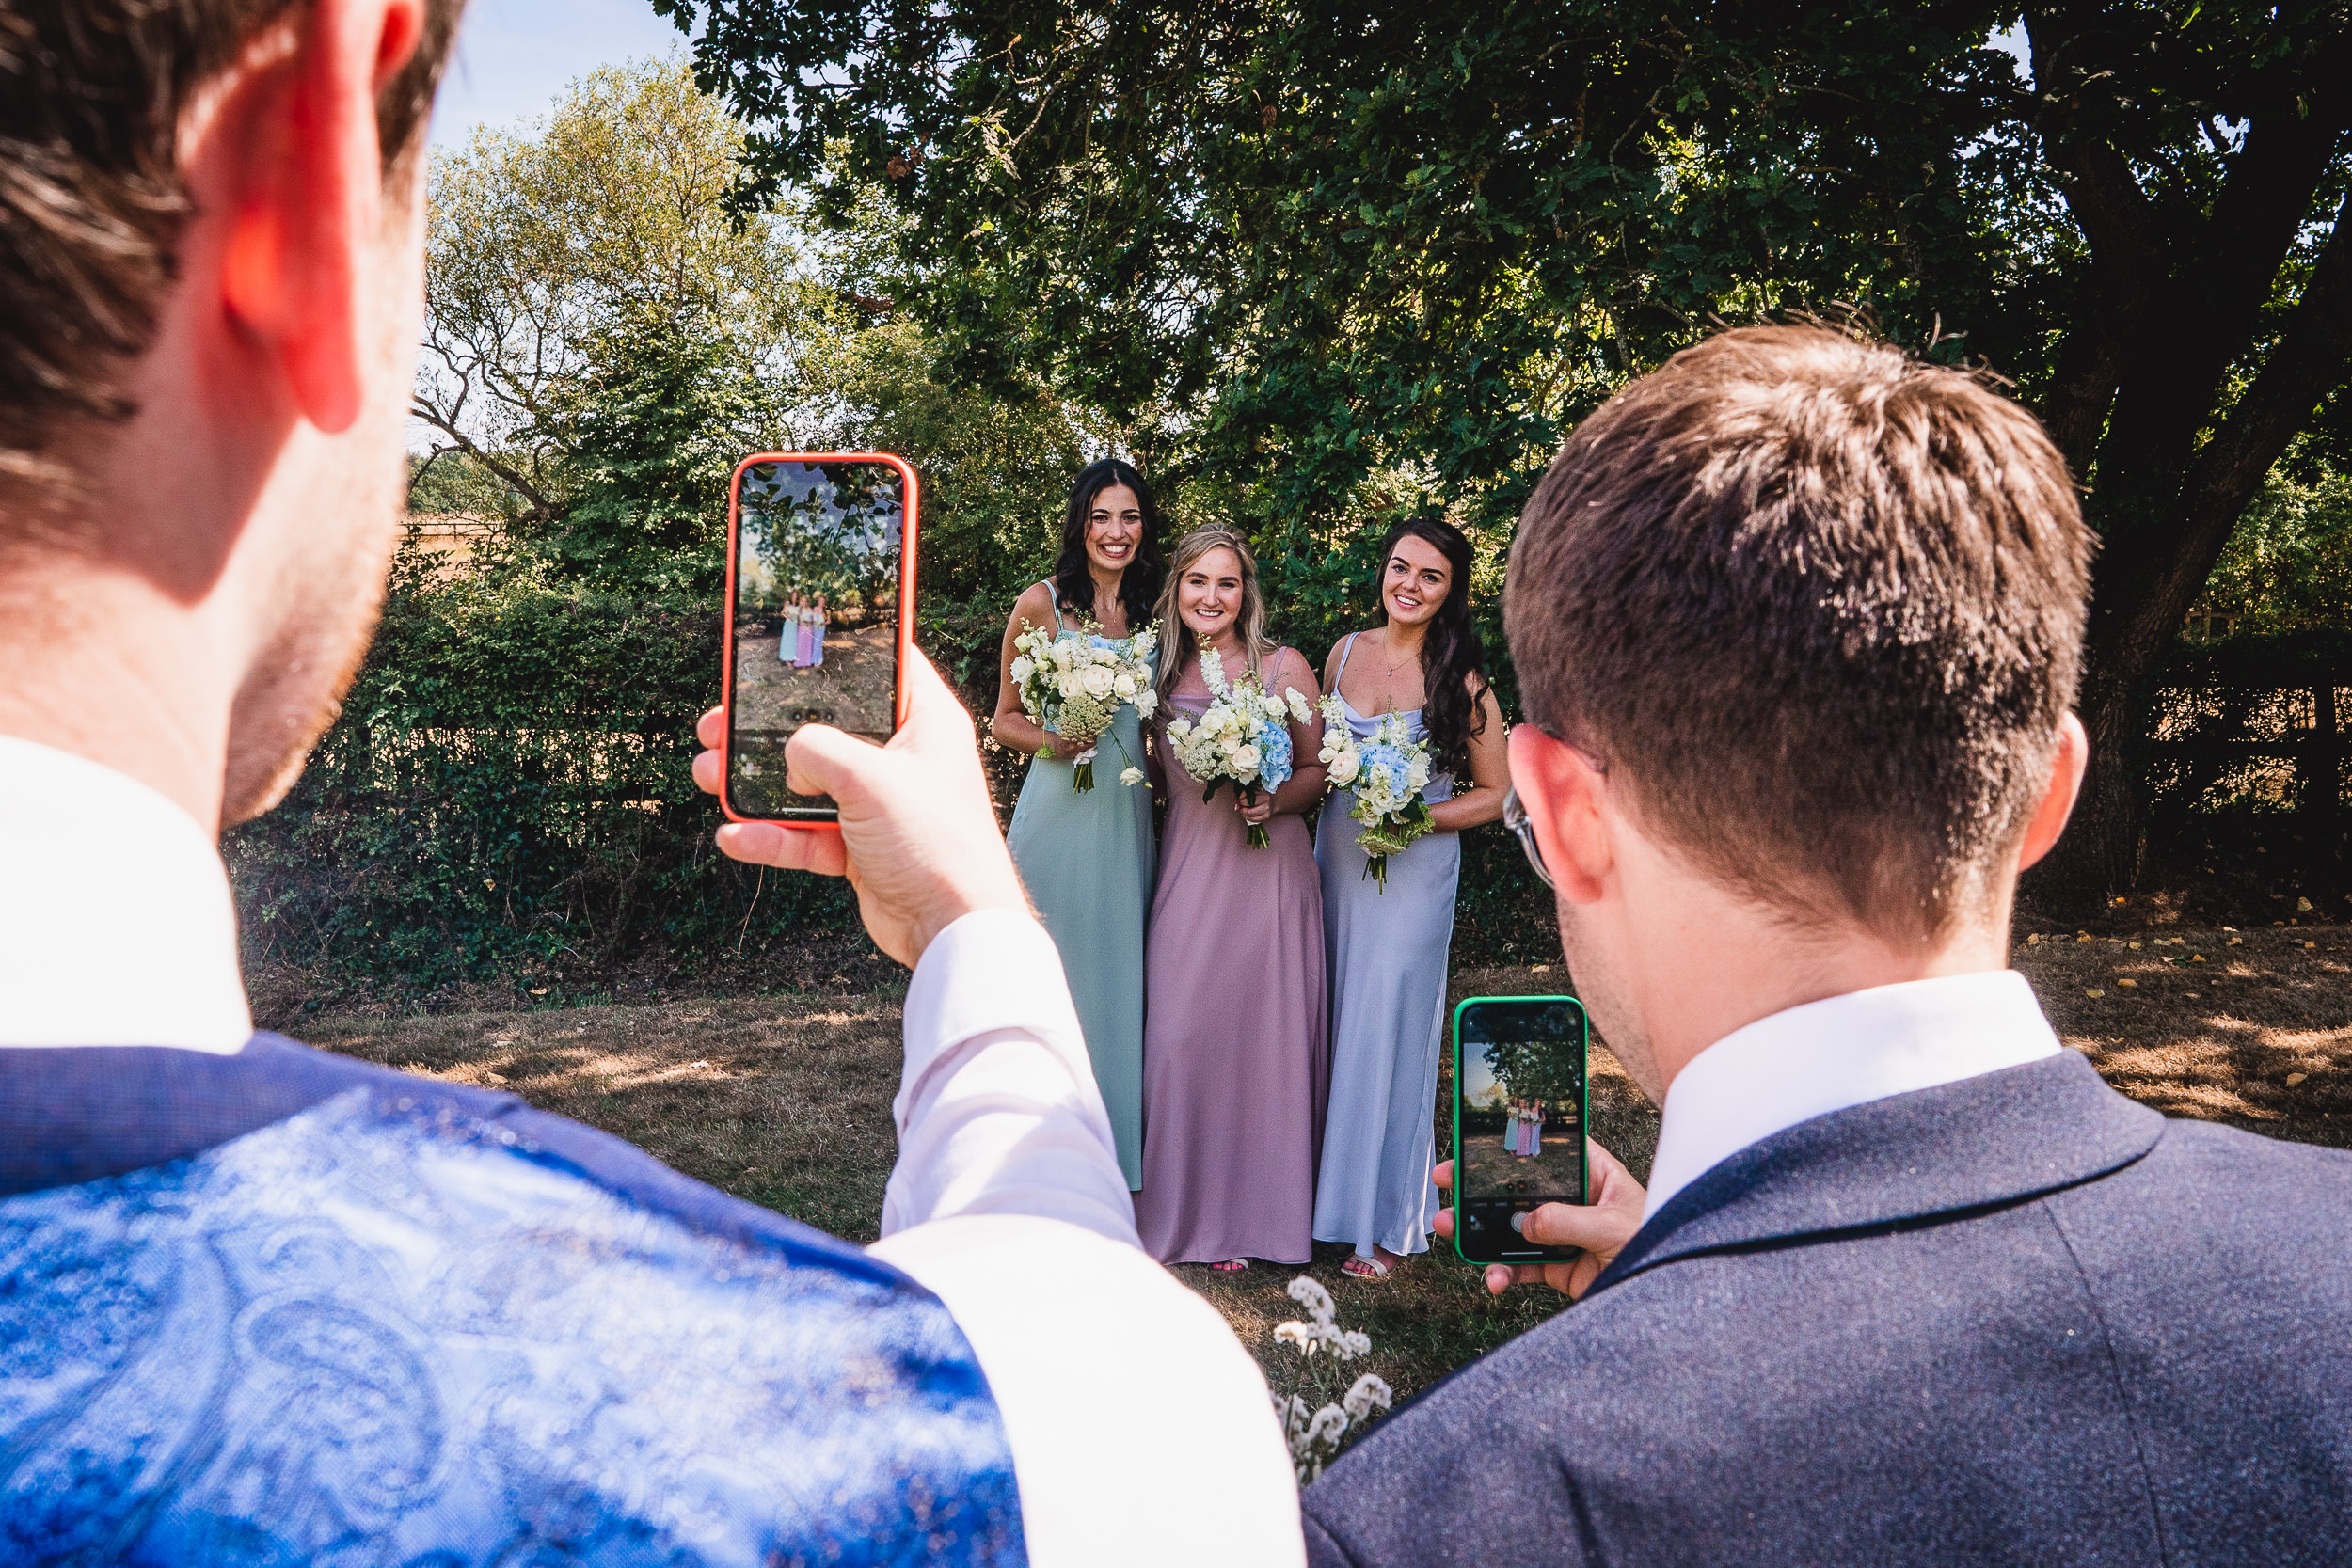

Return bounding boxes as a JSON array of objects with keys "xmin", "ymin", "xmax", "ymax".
[
  {"xmin": 1317, "ymin": 699, "xmax": 1436, "ymax": 893},
  {"xmin": 1009, "ymin": 619, "xmax": 1159, "ymax": 792},
  {"xmin": 1164, "ymin": 645, "xmax": 1312, "ymax": 847}
]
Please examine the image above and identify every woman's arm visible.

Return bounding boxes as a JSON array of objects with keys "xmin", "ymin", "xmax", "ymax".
[
  {"xmin": 989, "ymin": 583, "xmax": 1058, "ymax": 758},
  {"xmin": 1429, "ymin": 679, "xmax": 1508, "ymax": 832},
  {"xmin": 1260, "ymin": 647, "xmax": 1327, "ymax": 820}
]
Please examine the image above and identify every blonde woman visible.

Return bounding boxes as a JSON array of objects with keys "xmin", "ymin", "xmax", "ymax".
[{"xmin": 1134, "ymin": 526, "xmax": 1328, "ymax": 1271}]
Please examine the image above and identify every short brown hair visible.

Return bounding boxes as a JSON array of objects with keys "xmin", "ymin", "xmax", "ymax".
[
  {"xmin": 0, "ymin": 0, "xmax": 465, "ymax": 494},
  {"xmin": 1504, "ymin": 325, "xmax": 2093, "ymax": 939}
]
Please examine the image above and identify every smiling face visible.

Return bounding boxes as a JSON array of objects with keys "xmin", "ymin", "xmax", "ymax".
[
  {"xmin": 1086, "ymin": 483, "xmax": 1145, "ymax": 578},
  {"xmin": 1177, "ymin": 546, "xmax": 1246, "ymax": 645},
  {"xmin": 1382, "ymin": 531, "xmax": 1454, "ymax": 628}
]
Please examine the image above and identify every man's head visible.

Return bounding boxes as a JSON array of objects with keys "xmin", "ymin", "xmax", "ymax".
[
  {"xmin": 0, "ymin": 0, "xmax": 461, "ymax": 826},
  {"xmin": 1504, "ymin": 325, "xmax": 2092, "ymax": 1087}
]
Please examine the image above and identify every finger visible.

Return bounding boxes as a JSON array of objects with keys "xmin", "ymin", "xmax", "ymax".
[
  {"xmin": 693, "ymin": 748, "xmax": 723, "ymax": 797},
  {"xmin": 1433, "ymin": 1208, "xmax": 1455, "ymax": 1239},
  {"xmin": 1433, "ymin": 1159, "xmax": 1455, "ymax": 1192},
  {"xmin": 697, "ymin": 706, "xmax": 726, "ymax": 749},
  {"xmin": 1485, "ymin": 1265, "xmax": 1515, "ymax": 1296},
  {"xmin": 715, "ymin": 821, "xmax": 848, "ymax": 876}
]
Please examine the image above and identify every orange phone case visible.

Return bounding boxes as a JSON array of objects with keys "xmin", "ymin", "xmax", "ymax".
[{"xmin": 719, "ymin": 451, "xmax": 920, "ymax": 830}]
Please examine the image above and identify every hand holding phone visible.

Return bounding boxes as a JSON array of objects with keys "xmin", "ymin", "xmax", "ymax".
[
  {"xmin": 1434, "ymin": 1143, "xmax": 1647, "ymax": 1301},
  {"xmin": 691, "ymin": 651, "xmax": 1026, "ymax": 968}
]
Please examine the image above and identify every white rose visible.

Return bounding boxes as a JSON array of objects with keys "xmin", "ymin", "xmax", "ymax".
[
  {"xmin": 1112, "ymin": 672, "xmax": 1137, "ymax": 699},
  {"xmin": 1133, "ymin": 689, "xmax": 1158, "ymax": 718},
  {"xmin": 1328, "ymin": 751, "xmax": 1359, "ymax": 785},
  {"xmin": 1081, "ymin": 666, "xmax": 1116, "ymax": 699},
  {"xmin": 1233, "ymin": 742, "xmax": 1261, "ymax": 772},
  {"xmin": 1167, "ymin": 717, "xmax": 1193, "ymax": 742},
  {"xmin": 1009, "ymin": 656, "xmax": 1034, "ymax": 684},
  {"xmin": 1406, "ymin": 756, "xmax": 1432, "ymax": 789}
]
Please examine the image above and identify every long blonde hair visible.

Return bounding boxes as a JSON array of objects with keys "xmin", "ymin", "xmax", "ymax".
[{"xmin": 1153, "ymin": 525, "xmax": 1276, "ymax": 698}]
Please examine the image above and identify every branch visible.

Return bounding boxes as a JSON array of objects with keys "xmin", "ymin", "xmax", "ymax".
[
  {"xmin": 2102, "ymin": 184, "xmax": 2352, "ymax": 676},
  {"xmin": 405, "ymin": 400, "xmax": 562, "ymax": 525}
]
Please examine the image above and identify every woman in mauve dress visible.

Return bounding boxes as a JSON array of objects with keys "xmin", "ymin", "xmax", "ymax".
[
  {"xmin": 1312, "ymin": 517, "xmax": 1508, "ymax": 1279},
  {"xmin": 1136, "ymin": 526, "xmax": 1328, "ymax": 1270},
  {"xmin": 991, "ymin": 460, "xmax": 1163, "ymax": 1188}
]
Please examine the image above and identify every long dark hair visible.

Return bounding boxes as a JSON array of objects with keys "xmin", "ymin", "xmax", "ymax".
[
  {"xmin": 1381, "ymin": 517, "xmax": 1489, "ymax": 778},
  {"xmin": 1051, "ymin": 458, "xmax": 1163, "ymax": 633}
]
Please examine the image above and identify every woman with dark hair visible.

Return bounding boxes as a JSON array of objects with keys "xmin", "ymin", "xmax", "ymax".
[
  {"xmin": 990, "ymin": 458, "xmax": 1164, "ymax": 1188},
  {"xmin": 1312, "ymin": 517, "xmax": 1508, "ymax": 1279}
]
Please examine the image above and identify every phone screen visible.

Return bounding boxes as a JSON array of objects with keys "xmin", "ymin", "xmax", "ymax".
[
  {"xmin": 724, "ymin": 456, "xmax": 910, "ymax": 821},
  {"xmin": 1453, "ymin": 996, "xmax": 1590, "ymax": 1263}
]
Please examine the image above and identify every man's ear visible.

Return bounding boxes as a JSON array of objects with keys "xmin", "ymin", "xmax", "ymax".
[
  {"xmin": 216, "ymin": 0, "xmax": 425, "ymax": 434},
  {"xmin": 1508, "ymin": 724, "xmax": 1613, "ymax": 905},
  {"xmin": 2014, "ymin": 712, "xmax": 2090, "ymax": 873}
]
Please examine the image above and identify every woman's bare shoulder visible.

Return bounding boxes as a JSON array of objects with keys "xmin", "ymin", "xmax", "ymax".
[{"xmin": 1009, "ymin": 579, "xmax": 1057, "ymax": 626}]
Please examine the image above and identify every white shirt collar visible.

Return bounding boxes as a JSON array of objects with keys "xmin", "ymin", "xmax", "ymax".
[
  {"xmin": 1641, "ymin": 969, "xmax": 2060, "ymax": 1221},
  {"xmin": 0, "ymin": 734, "xmax": 251, "ymax": 1051}
]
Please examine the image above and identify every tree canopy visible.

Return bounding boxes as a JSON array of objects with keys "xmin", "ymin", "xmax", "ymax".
[{"xmin": 660, "ymin": 0, "xmax": 2352, "ymax": 895}]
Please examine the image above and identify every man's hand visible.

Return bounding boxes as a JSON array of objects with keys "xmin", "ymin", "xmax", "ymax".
[
  {"xmin": 692, "ymin": 651, "xmax": 1029, "ymax": 968},
  {"xmin": 1433, "ymin": 1139, "xmax": 1647, "ymax": 1301}
]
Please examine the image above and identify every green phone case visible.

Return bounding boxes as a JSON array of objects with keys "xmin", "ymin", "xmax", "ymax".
[{"xmin": 1450, "ymin": 994, "xmax": 1591, "ymax": 1267}]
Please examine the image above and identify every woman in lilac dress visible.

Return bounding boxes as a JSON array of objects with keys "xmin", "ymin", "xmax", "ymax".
[
  {"xmin": 811, "ymin": 594, "xmax": 829, "ymax": 667},
  {"xmin": 1312, "ymin": 518, "xmax": 1508, "ymax": 1279},
  {"xmin": 1136, "ymin": 526, "xmax": 1328, "ymax": 1271}
]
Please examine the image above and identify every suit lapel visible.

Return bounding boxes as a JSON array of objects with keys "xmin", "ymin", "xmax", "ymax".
[{"xmin": 1591, "ymin": 1051, "xmax": 2162, "ymax": 1292}]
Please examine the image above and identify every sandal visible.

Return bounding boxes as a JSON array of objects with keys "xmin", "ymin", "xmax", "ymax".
[
  {"xmin": 1211, "ymin": 1258, "xmax": 1250, "ymax": 1273},
  {"xmin": 1341, "ymin": 1254, "xmax": 1393, "ymax": 1280}
]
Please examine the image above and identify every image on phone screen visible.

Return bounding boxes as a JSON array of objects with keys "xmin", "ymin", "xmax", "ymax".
[
  {"xmin": 1454, "ymin": 997, "xmax": 1589, "ymax": 1261},
  {"xmin": 726, "ymin": 458, "xmax": 906, "ymax": 819}
]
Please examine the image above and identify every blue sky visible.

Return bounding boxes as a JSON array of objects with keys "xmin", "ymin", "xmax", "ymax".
[{"xmin": 428, "ymin": 0, "xmax": 691, "ymax": 150}]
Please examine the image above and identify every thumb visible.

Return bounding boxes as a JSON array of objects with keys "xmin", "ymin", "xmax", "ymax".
[
  {"xmin": 784, "ymin": 721, "xmax": 882, "ymax": 805},
  {"xmin": 1520, "ymin": 1197, "xmax": 1631, "ymax": 1255}
]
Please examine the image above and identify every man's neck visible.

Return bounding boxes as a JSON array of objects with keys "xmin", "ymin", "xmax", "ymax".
[
  {"xmin": 1593, "ymin": 832, "xmax": 2016, "ymax": 1104},
  {"xmin": 0, "ymin": 562, "xmax": 230, "ymax": 834}
]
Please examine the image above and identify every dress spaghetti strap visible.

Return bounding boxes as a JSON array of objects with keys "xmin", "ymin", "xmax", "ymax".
[
  {"xmin": 1334, "ymin": 631, "xmax": 1359, "ymax": 682},
  {"xmin": 1041, "ymin": 580, "xmax": 1065, "ymax": 636}
]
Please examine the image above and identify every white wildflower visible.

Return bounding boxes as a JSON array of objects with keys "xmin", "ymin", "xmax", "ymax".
[
  {"xmin": 1286, "ymin": 1275, "xmax": 1336, "ymax": 1323},
  {"xmin": 1342, "ymin": 1374, "xmax": 1393, "ymax": 1421},
  {"xmin": 1120, "ymin": 767, "xmax": 1146, "ymax": 787},
  {"xmin": 1285, "ymin": 687, "xmax": 1313, "ymax": 723}
]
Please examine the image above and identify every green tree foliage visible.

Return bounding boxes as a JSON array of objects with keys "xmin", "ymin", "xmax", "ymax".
[
  {"xmin": 2199, "ymin": 455, "xmax": 2352, "ymax": 634},
  {"xmin": 664, "ymin": 0, "xmax": 2352, "ymax": 894}
]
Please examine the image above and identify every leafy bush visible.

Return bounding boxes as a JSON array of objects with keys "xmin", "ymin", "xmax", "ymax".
[{"xmin": 227, "ymin": 549, "xmax": 859, "ymax": 996}]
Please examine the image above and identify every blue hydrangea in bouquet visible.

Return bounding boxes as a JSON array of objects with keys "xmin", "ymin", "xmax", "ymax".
[
  {"xmin": 1165, "ymin": 645, "xmax": 1312, "ymax": 847},
  {"xmin": 1317, "ymin": 700, "xmax": 1435, "ymax": 893}
]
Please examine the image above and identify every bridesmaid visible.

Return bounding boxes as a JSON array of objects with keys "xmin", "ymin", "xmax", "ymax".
[
  {"xmin": 811, "ymin": 594, "xmax": 829, "ymax": 667},
  {"xmin": 1312, "ymin": 518, "xmax": 1507, "ymax": 1280},
  {"xmin": 992, "ymin": 460, "xmax": 1163, "ymax": 1188},
  {"xmin": 1136, "ymin": 526, "xmax": 1328, "ymax": 1270},
  {"xmin": 778, "ymin": 592, "xmax": 802, "ymax": 665}
]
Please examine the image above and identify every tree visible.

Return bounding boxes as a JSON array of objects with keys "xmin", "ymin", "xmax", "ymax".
[{"xmin": 663, "ymin": 0, "xmax": 2352, "ymax": 894}]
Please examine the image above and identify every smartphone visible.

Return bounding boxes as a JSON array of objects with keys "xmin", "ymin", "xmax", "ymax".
[
  {"xmin": 721, "ymin": 453, "xmax": 918, "ymax": 825},
  {"xmin": 1451, "ymin": 995, "xmax": 1590, "ymax": 1265}
]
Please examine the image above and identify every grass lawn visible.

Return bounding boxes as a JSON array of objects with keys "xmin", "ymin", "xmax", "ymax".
[{"xmin": 305, "ymin": 924, "xmax": 2351, "ymax": 1415}]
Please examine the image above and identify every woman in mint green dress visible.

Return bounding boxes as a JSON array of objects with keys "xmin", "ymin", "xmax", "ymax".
[{"xmin": 990, "ymin": 460, "xmax": 1163, "ymax": 1189}]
